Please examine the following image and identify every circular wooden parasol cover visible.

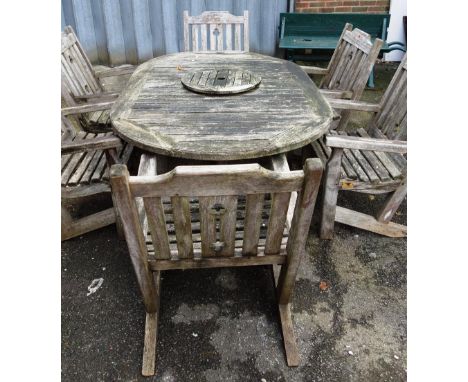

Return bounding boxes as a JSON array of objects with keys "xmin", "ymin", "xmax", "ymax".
[{"xmin": 181, "ymin": 68, "xmax": 261, "ymax": 95}]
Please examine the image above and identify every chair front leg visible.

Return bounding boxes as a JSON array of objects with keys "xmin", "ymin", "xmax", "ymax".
[
  {"xmin": 376, "ymin": 178, "xmax": 407, "ymax": 223},
  {"xmin": 320, "ymin": 148, "xmax": 344, "ymax": 239}
]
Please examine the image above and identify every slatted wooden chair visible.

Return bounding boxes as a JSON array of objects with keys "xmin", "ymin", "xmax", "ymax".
[
  {"xmin": 61, "ymin": 109, "xmax": 133, "ymax": 241},
  {"xmin": 315, "ymin": 55, "xmax": 407, "ymax": 239},
  {"xmin": 61, "ymin": 25, "xmax": 135, "ymax": 132},
  {"xmin": 110, "ymin": 155, "xmax": 323, "ymax": 376},
  {"xmin": 300, "ymin": 23, "xmax": 383, "ymax": 131},
  {"xmin": 183, "ymin": 10, "xmax": 249, "ymax": 52}
]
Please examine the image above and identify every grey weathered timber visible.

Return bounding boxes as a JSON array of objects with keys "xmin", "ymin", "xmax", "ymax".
[
  {"xmin": 110, "ymin": 158, "xmax": 323, "ymax": 375},
  {"xmin": 180, "ymin": 68, "xmax": 261, "ymax": 94},
  {"xmin": 299, "ymin": 24, "xmax": 383, "ymax": 131},
  {"xmin": 61, "ymin": 25, "xmax": 135, "ymax": 132},
  {"xmin": 183, "ymin": 11, "xmax": 249, "ymax": 53},
  {"xmin": 111, "ymin": 52, "xmax": 333, "ymax": 161},
  {"xmin": 61, "ymin": 112, "xmax": 133, "ymax": 241},
  {"xmin": 315, "ymin": 55, "xmax": 407, "ymax": 238}
]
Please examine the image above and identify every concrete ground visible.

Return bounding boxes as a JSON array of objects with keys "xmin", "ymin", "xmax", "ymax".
[{"xmin": 62, "ymin": 62, "xmax": 406, "ymax": 381}]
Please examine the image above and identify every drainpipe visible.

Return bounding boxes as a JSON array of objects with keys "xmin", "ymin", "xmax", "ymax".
[{"xmin": 288, "ymin": 0, "xmax": 295, "ymax": 12}]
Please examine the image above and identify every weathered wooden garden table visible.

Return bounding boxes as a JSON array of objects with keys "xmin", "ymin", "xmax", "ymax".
[{"xmin": 110, "ymin": 52, "xmax": 333, "ymax": 161}]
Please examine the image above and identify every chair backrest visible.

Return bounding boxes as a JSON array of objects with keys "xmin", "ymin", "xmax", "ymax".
[
  {"xmin": 370, "ymin": 54, "xmax": 407, "ymax": 140},
  {"xmin": 322, "ymin": 23, "xmax": 383, "ymax": 131},
  {"xmin": 61, "ymin": 26, "xmax": 103, "ymax": 105},
  {"xmin": 183, "ymin": 11, "xmax": 249, "ymax": 52},
  {"xmin": 321, "ymin": 24, "xmax": 382, "ymax": 96},
  {"xmin": 110, "ymin": 159, "xmax": 322, "ymax": 272}
]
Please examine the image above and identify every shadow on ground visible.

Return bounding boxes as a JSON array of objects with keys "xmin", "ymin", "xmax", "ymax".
[{"xmin": 62, "ymin": 62, "xmax": 406, "ymax": 382}]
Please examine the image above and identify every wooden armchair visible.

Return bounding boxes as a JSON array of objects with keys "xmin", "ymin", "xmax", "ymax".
[
  {"xmin": 183, "ymin": 11, "xmax": 249, "ymax": 52},
  {"xmin": 110, "ymin": 155, "xmax": 323, "ymax": 375},
  {"xmin": 61, "ymin": 107, "xmax": 133, "ymax": 241},
  {"xmin": 61, "ymin": 26, "xmax": 135, "ymax": 132},
  {"xmin": 315, "ymin": 55, "xmax": 407, "ymax": 238},
  {"xmin": 300, "ymin": 24, "xmax": 383, "ymax": 131}
]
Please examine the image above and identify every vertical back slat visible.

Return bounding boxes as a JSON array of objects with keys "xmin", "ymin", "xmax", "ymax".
[
  {"xmin": 199, "ymin": 196, "xmax": 217, "ymax": 257},
  {"xmin": 191, "ymin": 24, "xmax": 198, "ymax": 52},
  {"xmin": 265, "ymin": 192, "xmax": 291, "ymax": 255},
  {"xmin": 209, "ymin": 24, "xmax": 216, "ymax": 51},
  {"xmin": 242, "ymin": 194, "xmax": 264, "ymax": 255},
  {"xmin": 234, "ymin": 23, "xmax": 241, "ymax": 51},
  {"xmin": 144, "ymin": 197, "xmax": 171, "ymax": 260},
  {"xmin": 218, "ymin": 196, "xmax": 238, "ymax": 256},
  {"xmin": 336, "ymin": 44, "xmax": 358, "ymax": 89},
  {"xmin": 321, "ymin": 23, "xmax": 352, "ymax": 87},
  {"xmin": 328, "ymin": 43, "xmax": 351, "ymax": 89},
  {"xmin": 171, "ymin": 196, "xmax": 193, "ymax": 259},
  {"xmin": 217, "ymin": 23, "xmax": 224, "ymax": 52},
  {"xmin": 201, "ymin": 24, "xmax": 208, "ymax": 50},
  {"xmin": 225, "ymin": 23, "xmax": 232, "ymax": 50},
  {"xmin": 70, "ymin": 45, "xmax": 100, "ymax": 92}
]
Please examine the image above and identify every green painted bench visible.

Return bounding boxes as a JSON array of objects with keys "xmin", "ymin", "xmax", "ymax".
[{"xmin": 278, "ymin": 13, "xmax": 406, "ymax": 87}]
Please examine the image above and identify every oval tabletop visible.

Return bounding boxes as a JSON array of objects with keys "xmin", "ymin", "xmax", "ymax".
[{"xmin": 110, "ymin": 52, "xmax": 333, "ymax": 161}]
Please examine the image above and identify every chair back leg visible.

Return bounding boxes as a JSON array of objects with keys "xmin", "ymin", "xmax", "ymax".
[{"xmin": 320, "ymin": 148, "xmax": 344, "ymax": 239}]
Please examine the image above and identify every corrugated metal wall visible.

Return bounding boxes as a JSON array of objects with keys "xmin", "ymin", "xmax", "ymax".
[{"xmin": 61, "ymin": 0, "xmax": 288, "ymax": 66}]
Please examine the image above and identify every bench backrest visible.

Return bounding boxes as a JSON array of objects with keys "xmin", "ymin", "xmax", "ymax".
[
  {"xmin": 280, "ymin": 13, "xmax": 390, "ymax": 41},
  {"xmin": 183, "ymin": 11, "xmax": 249, "ymax": 52},
  {"xmin": 110, "ymin": 159, "xmax": 322, "ymax": 271},
  {"xmin": 371, "ymin": 54, "xmax": 407, "ymax": 140},
  {"xmin": 61, "ymin": 26, "xmax": 103, "ymax": 105}
]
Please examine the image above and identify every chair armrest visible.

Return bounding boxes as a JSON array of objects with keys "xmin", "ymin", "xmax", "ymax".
[
  {"xmin": 325, "ymin": 135, "xmax": 407, "ymax": 154},
  {"xmin": 61, "ymin": 101, "xmax": 115, "ymax": 116},
  {"xmin": 74, "ymin": 92, "xmax": 119, "ymax": 101},
  {"xmin": 320, "ymin": 89, "xmax": 353, "ymax": 99},
  {"xmin": 327, "ymin": 99, "xmax": 381, "ymax": 112},
  {"xmin": 299, "ymin": 65, "xmax": 329, "ymax": 75},
  {"xmin": 96, "ymin": 65, "xmax": 136, "ymax": 79},
  {"xmin": 61, "ymin": 136, "xmax": 122, "ymax": 155}
]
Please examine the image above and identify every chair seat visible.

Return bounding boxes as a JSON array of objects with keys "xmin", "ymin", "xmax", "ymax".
[
  {"xmin": 77, "ymin": 65, "xmax": 135, "ymax": 132},
  {"xmin": 144, "ymin": 196, "xmax": 289, "ymax": 259},
  {"xmin": 79, "ymin": 110, "xmax": 111, "ymax": 132},
  {"xmin": 311, "ymin": 128, "xmax": 406, "ymax": 192},
  {"xmin": 61, "ymin": 131, "xmax": 132, "ymax": 189}
]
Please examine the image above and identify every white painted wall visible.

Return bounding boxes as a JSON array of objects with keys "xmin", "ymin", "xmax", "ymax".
[{"xmin": 384, "ymin": 0, "xmax": 407, "ymax": 62}]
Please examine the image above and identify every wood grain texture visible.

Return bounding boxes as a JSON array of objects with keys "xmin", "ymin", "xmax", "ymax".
[
  {"xmin": 278, "ymin": 159, "xmax": 323, "ymax": 304},
  {"xmin": 312, "ymin": 55, "xmax": 407, "ymax": 238},
  {"xmin": 335, "ymin": 206, "xmax": 407, "ymax": 237},
  {"xmin": 111, "ymin": 158, "xmax": 324, "ymax": 372},
  {"xmin": 180, "ymin": 68, "xmax": 261, "ymax": 95},
  {"xmin": 109, "ymin": 165, "xmax": 159, "ymax": 312},
  {"xmin": 110, "ymin": 52, "xmax": 333, "ymax": 161},
  {"xmin": 183, "ymin": 10, "xmax": 249, "ymax": 53},
  {"xmin": 141, "ymin": 271, "xmax": 161, "ymax": 376}
]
